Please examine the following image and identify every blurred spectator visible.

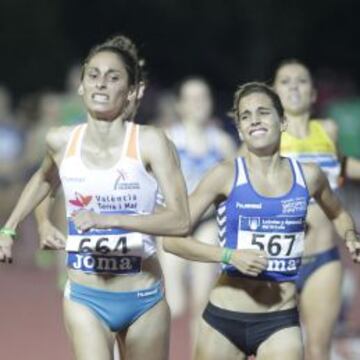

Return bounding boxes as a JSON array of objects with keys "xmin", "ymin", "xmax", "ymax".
[
  {"xmin": 152, "ymin": 90, "xmax": 179, "ymax": 129},
  {"xmin": 326, "ymin": 98, "xmax": 360, "ymax": 158},
  {"xmin": 57, "ymin": 64, "xmax": 86, "ymax": 126},
  {"xmin": 0, "ymin": 86, "xmax": 26, "ymax": 221}
]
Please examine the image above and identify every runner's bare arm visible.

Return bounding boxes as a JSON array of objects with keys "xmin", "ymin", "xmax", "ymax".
[
  {"xmin": 35, "ymin": 189, "xmax": 66, "ymax": 250},
  {"xmin": 303, "ymin": 163, "xmax": 360, "ymax": 262},
  {"xmin": 0, "ymin": 127, "xmax": 69, "ymax": 260},
  {"xmin": 322, "ymin": 119, "xmax": 360, "ymax": 180},
  {"xmin": 162, "ymin": 161, "xmax": 267, "ymax": 276},
  {"xmin": 345, "ymin": 157, "xmax": 360, "ymax": 180},
  {"xmin": 3, "ymin": 127, "xmax": 67, "ymax": 230}
]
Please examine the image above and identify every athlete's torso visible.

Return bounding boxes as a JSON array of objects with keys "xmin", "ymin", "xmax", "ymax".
[
  {"xmin": 210, "ymin": 157, "xmax": 309, "ymax": 312},
  {"xmin": 218, "ymin": 157, "xmax": 309, "ymax": 281},
  {"xmin": 0, "ymin": 122, "xmax": 26, "ymax": 218},
  {"xmin": 59, "ymin": 121, "xmax": 162, "ymax": 290}
]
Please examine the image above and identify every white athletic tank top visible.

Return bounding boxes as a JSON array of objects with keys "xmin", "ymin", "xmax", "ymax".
[
  {"xmin": 167, "ymin": 124, "xmax": 224, "ymax": 193},
  {"xmin": 59, "ymin": 121, "xmax": 158, "ymax": 275}
]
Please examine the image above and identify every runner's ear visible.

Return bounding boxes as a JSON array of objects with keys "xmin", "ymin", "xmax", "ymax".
[
  {"xmin": 280, "ymin": 116, "xmax": 288, "ymax": 132},
  {"xmin": 78, "ymin": 84, "xmax": 84, "ymax": 96}
]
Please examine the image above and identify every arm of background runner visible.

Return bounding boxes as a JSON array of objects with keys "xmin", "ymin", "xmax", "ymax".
[
  {"xmin": 344, "ymin": 157, "xmax": 360, "ymax": 180},
  {"xmin": 0, "ymin": 127, "xmax": 68, "ymax": 261},
  {"xmin": 35, "ymin": 190, "xmax": 66, "ymax": 250},
  {"xmin": 322, "ymin": 119, "xmax": 360, "ymax": 181},
  {"xmin": 303, "ymin": 163, "xmax": 360, "ymax": 262},
  {"xmin": 73, "ymin": 127, "xmax": 190, "ymax": 236}
]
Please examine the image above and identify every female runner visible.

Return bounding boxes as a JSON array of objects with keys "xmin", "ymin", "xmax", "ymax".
[
  {"xmin": 274, "ymin": 59, "xmax": 360, "ymax": 360},
  {"xmin": 0, "ymin": 35, "xmax": 190, "ymax": 360},
  {"xmin": 162, "ymin": 82, "xmax": 360, "ymax": 360}
]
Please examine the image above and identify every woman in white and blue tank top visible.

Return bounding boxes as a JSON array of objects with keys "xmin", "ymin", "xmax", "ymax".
[
  {"xmin": 163, "ymin": 83, "xmax": 360, "ymax": 360},
  {"xmin": 0, "ymin": 35, "xmax": 190, "ymax": 360}
]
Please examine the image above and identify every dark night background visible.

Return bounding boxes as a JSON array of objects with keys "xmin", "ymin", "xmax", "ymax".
[{"xmin": 1, "ymin": 0, "xmax": 359, "ymax": 102}]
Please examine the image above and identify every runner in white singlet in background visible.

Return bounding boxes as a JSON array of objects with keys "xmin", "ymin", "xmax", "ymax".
[
  {"xmin": 0, "ymin": 35, "xmax": 190, "ymax": 360},
  {"xmin": 158, "ymin": 77, "xmax": 236, "ymax": 342}
]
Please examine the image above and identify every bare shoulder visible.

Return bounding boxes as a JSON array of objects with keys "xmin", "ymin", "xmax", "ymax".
[
  {"xmin": 213, "ymin": 159, "xmax": 235, "ymax": 175},
  {"xmin": 46, "ymin": 126, "xmax": 76, "ymax": 155},
  {"xmin": 139, "ymin": 124, "xmax": 170, "ymax": 155},
  {"xmin": 320, "ymin": 119, "xmax": 338, "ymax": 142},
  {"xmin": 300, "ymin": 162, "xmax": 326, "ymax": 196},
  {"xmin": 139, "ymin": 123, "xmax": 167, "ymax": 141}
]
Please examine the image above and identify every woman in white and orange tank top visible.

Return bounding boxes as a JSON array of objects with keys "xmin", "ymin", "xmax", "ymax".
[
  {"xmin": 274, "ymin": 59, "xmax": 360, "ymax": 360},
  {"xmin": 0, "ymin": 35, "xmax": 190, "ymax": 360}
]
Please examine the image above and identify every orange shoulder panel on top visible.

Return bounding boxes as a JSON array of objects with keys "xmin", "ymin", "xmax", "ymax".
[
  {"xmin": 126, "ymin": 122, "xmax": 139, "ymax": 160},
  {"xmin": 65, "ymin": 125, "xmax": 84, "ymax": 158}
]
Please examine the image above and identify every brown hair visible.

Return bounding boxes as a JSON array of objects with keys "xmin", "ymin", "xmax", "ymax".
[
  {"xmin": 273, "ymin": 58, "xmax": 313, "ymax": 84},
  {"xmin": 81, "ymin": 35, "xmax": 146, "ymax": 120},
  {"xmin": 232, "ymin": 82, "xmax": 284, "ymax": 123}
]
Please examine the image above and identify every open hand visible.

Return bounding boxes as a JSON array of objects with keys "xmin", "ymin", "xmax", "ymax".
[
  {"xmin": 345, "ymin": 237, "xmax": 360, "ymax": 263},
  {"xmin": 0, "ymin": 235, "xmax": 14, "ymax": 263}
]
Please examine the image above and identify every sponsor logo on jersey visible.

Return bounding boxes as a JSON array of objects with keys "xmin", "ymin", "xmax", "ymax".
[
  {"xmin": 267, "ymin": 257, "xmax": 301, "ymax": 272},
  {"xmin": 239, "ymin": 216, "xmax": 304, "ymax": 232},
  {"xmin": 69, "ymin": 192, "xmax": 93, "ymax": 208},
  {"xmin": 62, "ymin": 176, "xmax": 85, "ymax": 183},
  {"xmin": 114, "ymin": 168, "xmax": 140, "ymax": 191},
  {"xmin": 236, "ymin": 202, "xmax": 263, "ymax": 210},
  {"xmin": 281, "ymin": 197, "xmax": 307, "ymax": 214},
  {"xmin": 95, "ymin": 193, "xmax": 138, "ymax": 211},
  {"xmin": 67, "ymin": 253, "xmax": 141, "ymax": 274},
  {"xmin": 248, "ymin": 217, "xmax": 261, "ymax": 230},
  {"xmin": 137, "ymin": 287, "xmax": 159, "ymax": 298}
]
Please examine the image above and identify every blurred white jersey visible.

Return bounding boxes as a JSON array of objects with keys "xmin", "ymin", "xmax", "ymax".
[{"xmin": 167, "ymin": 123, "xmax": 225, "ymax": 193}]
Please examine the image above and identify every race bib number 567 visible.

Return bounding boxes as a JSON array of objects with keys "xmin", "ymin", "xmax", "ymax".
[{"xmin": 237, "ymin": 216, "xmax": 305, "ymax": 273}]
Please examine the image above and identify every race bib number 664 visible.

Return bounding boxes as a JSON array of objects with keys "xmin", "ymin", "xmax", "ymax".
[{"xmin": 66, "ymin": 232, "xmax": 144, "ymax": 256}]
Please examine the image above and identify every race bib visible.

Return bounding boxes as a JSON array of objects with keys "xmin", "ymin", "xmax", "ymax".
[
  {"xmin": 237, "ymin": 216, "xmax": 304, "ymax": 273},
  {"xmin": 66, "ymin": 232, "xmax": 144, "ymax": 256},
  {"xmin": 66, "ymin": 219, "xmax": 144, "ymax": 274}
]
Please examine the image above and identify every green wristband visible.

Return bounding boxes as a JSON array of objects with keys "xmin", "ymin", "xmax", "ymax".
[
  {"xmin": 0, "ymin": 227, "xmax": 16, "ymax": 237},
  {"xmin": 221, "ymin": 248, "xmax": 234, "ymax": 264}
]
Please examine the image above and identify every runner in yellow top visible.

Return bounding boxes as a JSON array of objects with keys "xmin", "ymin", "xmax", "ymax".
[
  {"xmin": 274, "ymin": 59, "xmax": 360, "ymax": 360},
  {"xmin": 281, "ymin": 120, "xmax": 341, "ymax": 189}
]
